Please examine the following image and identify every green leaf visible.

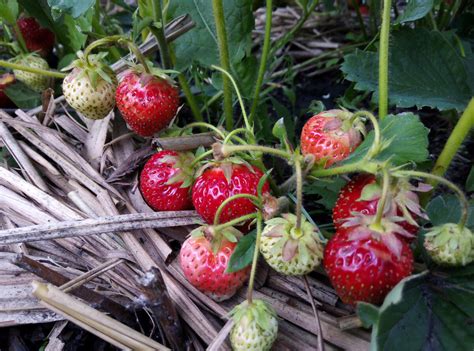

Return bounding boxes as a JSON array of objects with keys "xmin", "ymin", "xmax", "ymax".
[
  {"xmin": 426, "ymin": 194, "xmax": 474, "ymax": 230},
  {"xmin": 304, "ymin": 177, "xmax": 346, "ymax": 210},
  {"xmin": 226, "ymin": 230, "xmax": 256, "ymax": 273},
  {"xmin": 4, "ymin": 81, "xmax": 41, "ymax": 108},
  {"xmin": 394, "ymin": 0, "xmax": 434, "ymax": 24},
  {"xmin": 466, "ymin": 166, "xmax": 474, "ymax": 192},
  {"xmin": 47, "ymin": 0, "xmax": 94, "ymax": 19},
  {"xmin": 167, "ymin": 0, "xmax": 254, "ymax": 70},
  {"xmin": 0, "ymin": 0, "xmax": 19, "ymax": 24},
  {"xmin": 356, "ymin": 302, "xmax": 379, "ymax": 328},
  {"xmin": 342, "ymin": 113, "xmax": 429, "ymax": 166},
  {"xmin": 341, "ymin": 28, "xmax": 473, "ymax": 111},
  {"xmin": 365, "ymin": 271, "xmax": 474, "ymax": 350}
]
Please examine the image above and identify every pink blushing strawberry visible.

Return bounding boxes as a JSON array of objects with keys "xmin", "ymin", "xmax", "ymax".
[{"xmin": 140, "ymin": 150, "xmax": 194, "ymax": 211}]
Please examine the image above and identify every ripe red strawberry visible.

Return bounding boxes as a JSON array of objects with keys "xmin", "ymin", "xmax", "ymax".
[
  {"xmin": 180, "ymin": 227, "xmax": 250, "ymax": 301},
  {"xmin": 324, "ymin": 225, "xmax": 414, "ymax": 305},
  {"xmin": 0, "ymin": 73, "xmax": 16, "ymax": 108},
  {"xmin": 140, "ymin": 150, "xmax": 194, "ymax": 211},
  {"xmin": 333, "ymin": 174, "xmax": 430, "ymax": 241},
  {"xmin": 192, "ymin": 162, "xmax": 270, "ymax": 225},
  {"xmin": 116, "ymin": 70, "xmax": 179, "ymax": 137},
  {"xmin": 17, "ymin": 17, "xmax": 55, "ymax": 57},
  {"xmin": 301, "ymin": 110, "xmax": 364, "ymax": 168}
]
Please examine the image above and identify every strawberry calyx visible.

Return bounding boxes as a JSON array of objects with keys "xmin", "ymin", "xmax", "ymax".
[
  {"xmin": 424, "ymin": 223, "xmax": 474, "ymax": 266},
  {"xmin": 189, "ymin": 224, "xmax": 243, "ymax": 254},
  {"xmin": 61, "ymin": 51, "xmax": 117, "ymax": 90},
  {"xmin": 262, "ymin": 213, "xmax": 325, "ymax": 263},
  {"xmin": 122, "ymin": 61, "xmax": 178, "ymax": 87},
  {"xmin": 158, "ymin": 151, "xmax": 195, "ymax": 188},
  {"xmin": 230, "ymin": 299, "xmax": 277, "ymax": 330},
  {"xmin": 195, "ymin": 157, "xmax": 256, "ymax": 184},
  {"xmin": 321, "ymin": 108, "xmax": 366, "ymax": 142}
]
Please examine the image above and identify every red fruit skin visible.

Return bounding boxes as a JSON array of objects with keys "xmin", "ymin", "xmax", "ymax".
[
  {"xmin": 180, "ymin": 236, "xmax": 250, "ymax": 301},
  {"xmin": 333, "ymin": 174, "xmax": 419, "ymax": 239},
  {"xmin": 192, "ymin": 164, "xmax": 270, "ymax": 225},
  {"xmin": 17, "ymin": 17, "xmax": 55, "ymax": 57},
  {"xmin": 301, "ymin": 111, "xmax": 361, "ymax": 168},
  {"xmin": 140, "ymin": 150, "xmax": 192, "ymax": 211},
  {"xmin": 324, "ymin": 228, "xmax": 414, "ymax": 305},
  {"xmin": 0, "ymin": 73, "xmax": 16, "ymax": 108},
  {"xmin": 116, "ymin": 71, "xmax": 179, "ymax": 137}
]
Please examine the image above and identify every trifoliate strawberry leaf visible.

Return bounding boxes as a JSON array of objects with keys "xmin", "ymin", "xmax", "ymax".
[
  {"xmin": 426, "ymin": 194, "xmax": 474, "ymax": 230},
  {"xmin": 341, "ymin": 28, "xmax": 473, "ymax": 111},
  {"xmin": 341, "ymin": 113, "xmax": 429, "ymax": 166},
  {"xmin": 168, "ymin": 0, "xmax": 253, "ymax": 71},
  {"xmin": 393, "ymin": 0, "xmax": 434, "ymax": 24},
  {"xmin": 360, "ymin": 271, "xmax": 474, "ymax": 351},
  {"xmin": 226, "ymin": 230, "xmax": 256, "ymax": 273}
]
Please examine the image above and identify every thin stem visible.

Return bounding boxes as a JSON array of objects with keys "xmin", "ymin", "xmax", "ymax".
[
  {"xmin": 372, "ymin": 167, "xmax": 390, "ymax": 228},
  {"xmin": 179, "ymin": 122, "xmax": 226, "ymax": 139},
  {"xmin": 249, "ymin": 0, "xmax": 273, "ymax": 125},
  {"xmin": 352, "ymin": 110, "xmax": 382, "ymax": 159},
  {"xmin": 352, "ymin": 0, "xmax": 368, "ymax": 40},
  {"xmin": 221, "ymin": 144, "xmax": 292, "ymax": 160},
  {"xmin": 211, "ymin": 65, "xmax": 252, "ymax": 137},
  {"xmin": 120, "ymin": 39, "xmax": 151, "ymax": 73},
  {"xmin": 213, "ymin": 213, "xmax": 258, "ymax": 232},
  {"xmin": 190, "ymin": 149, "xmax": 214, "ymax": 167},
  {"xmin": 213, "ymin": 194, "xmax": 261, "ymax": 226},
  {"xmin": 223, "ymin": 128, "xmax": 254, "ymax": 145},
  {"xmin": 13, "ymin": 23, "xmax": 27, "ymax": 54},
  {"xmin": 151, "ymin": 0, "xmax": 172, "ymax": 68},
  {"xmin": 295, "ymin": 155, "xmax": 304, "ymax": 230},
  {"xmin": 303, "ymin": 275, "xmax": 325, "ymax": 351},
  {"xmin": 378, "ymin": 0, "xmax": 392, "ymax": 120},
  {"xmin": 310, "ymin": 161, "xmax": 379, "ymax": 178},
  {"xmin": 0, "ymin": 60, "xmax": 66, "ymax": 78},
  {"xmin": 83, "ymin": 35, "xmax": 123, "ymax": 66},
  {"xmin": 211, "ymin": 0, "xmax": 233, "ymax": 130},
  {"xmin": 246, "ymin": 211, "xmax": 263, "ymax": 303},
  {"xmin": 92, "ymin": 0, "xmax": 121, "ymax": 61},
  {"xmin": 394, "ymin": 170, "xmax": 469, "ymax": 229},
  {"xmin": 428, "ymin": 11, "xmax": 439, "ymax": 31}
]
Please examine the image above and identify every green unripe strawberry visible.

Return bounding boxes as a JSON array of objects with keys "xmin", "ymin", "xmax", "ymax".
[
  {"xmin": 62, "ymin": 52, "xmax": 117, "ymax": 120},
  {"xmin": 260, "ymin": 213, "xmax": 325, "ymax": 275},
  {"xmin": 424, "ymin": 223, "xmax": 474, "ymax": 266},
  {"xmin": 230, "ymin": 300, "xmax": 278, "ymax": 351},
  {"xmin": 12, "ymin": 54, "xmax": 50, "ymax": 92}
]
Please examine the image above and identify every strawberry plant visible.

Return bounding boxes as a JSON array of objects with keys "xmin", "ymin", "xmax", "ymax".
[{"xmin": 0, "ymin": 0, "xmax": 473, "ymax": 350}]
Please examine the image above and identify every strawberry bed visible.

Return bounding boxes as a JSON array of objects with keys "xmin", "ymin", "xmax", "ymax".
[{"xmin": 0, "ymin": 1, "xmax": 473, "ymax": 350}]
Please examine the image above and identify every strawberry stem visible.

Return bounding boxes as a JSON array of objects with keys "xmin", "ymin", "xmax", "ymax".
[
  {"xmin": 213, "ymin": 194, "xmax": 262, "ymax": 226},
  {"xmin": 221, "ymin": 144, "xmax": 293, "ymax": 161},
  {"xmin": 249, "ymin": 0, "xmax": 273, "ymax": 127},
  {"xmin": 393, "ymin": 170, "xmax": 469, "ymax": 229},
  {"xmin": 190, "ymin": 149, "xmax": 214, "ymax": 167},
  {"xmin": 180, "ymin": 122, "xmax": 226, "ymax": 139},
  {"xmin": 246, "ymin": 211, "xmax": 263, "ymax": 304},
  {"xmin": 213, "ymin": 213, "xmax": 258, "ymax": 232},
  {"xmin": 12, "ymin": 23, "xmax": 28, "ymax": 54},
  {"xmin": 150, "ymin": 0, "xmax": 172, "ymax": 69},
  {"xmin": 0, "ymin": 59, "xmax": 66, "ymax": 78},
  {"xmin": 378, "ymin": 0, "xmax": 392, "ymax": 120},
  {"xmin": 211, "ymin": 65, "xmax": 254, "ymax": 141},
  {"xmin": 83, "ymin": 35, "xmax": 123, "ymax": 67},
  {"xmin": 121, "ymin": 39, "xmax": 152, "ymax": 74},
  {"xmin": 223, "ymin": 128, "xmax": 255, "ymax": 145},
  {"xmin": 423, "ymin": 98, "xmax": 474, "ymax": 201},
  {"xmin": 310, "ymin": 160, "xmax": 379, "ymax": 178},
  {"xmin": 211, "ymin": 0, "xmax": 233, "ymax": 131},
  {"xmin": 295, "ymin": 154, "xmax": 304, "ymax": 231},
  {"xmin": 372, "ymin": 167, "xmax": 390, "ymax": 229},
  {"xmin": 351, "ymin": 110, "xmax": 382, "ymax": 160}
]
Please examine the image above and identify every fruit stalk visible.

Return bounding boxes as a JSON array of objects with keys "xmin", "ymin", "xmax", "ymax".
[
  {"xmin": 378, "ymin": 0, "xmax": 392, "ymax": 119},
  {"xmin": 151, "ymin": 0, "xmax": 172, "ymax": 68},
  {"xmin": 246, "ymin": 211, "xmax": 263, "ymax": 303},
  {"xmin": 211, "ymin": 0, "xmax": 233, "ymax": 130},
  {"xmin": 351, "ymin": 110, "xmax": 382, "ymax": 159},
  {"xmin": 220, "ymin": 144, "xmax": 293, "ymax": 160},
  {"xmin": 428, "ymin": 98, "xmax": 474, "ymax": 188},
  {"xmin": 371, "ymin": 167, "xmax": 390, "ymax": 229},
  {"xmin": 213, "ymin": 194, "xmax": 261, "ymax": 226},
  {"xmin": 180, "ymin": 122, "xmax": 226, "ymax": 139},
  {"xmin": 0, "ymin": 60, "xmax": 66, "ymax": 78},
  {"xmin": 83, "ymin": 35, "xmax": 123, "ymax": 66},
  {"xmin": 12, "ymin": 22, "xmax": 28, "ymax": 54},
  {"xmin": 295, "ymin": 154, "xmax": 304, "ymax": 230},
  {"xmin": 213, "ymin": 213, "xmax": 258, "ymax": 232},
  {"xmin": 393, "ymin": 170, "xmax": 470, "ymax": 229},
  {"xmin": 121, "ymin": 39, "xmax": 152, "ymax": 74},
  {"xmin": 310, "ymin": 160, "xmax": 378, "ymax": 178},
  {"xmin": 249, "ymin": 0, "xmax": 273, "ymax": 125}
]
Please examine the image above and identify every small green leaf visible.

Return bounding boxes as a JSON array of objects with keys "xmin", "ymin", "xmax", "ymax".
[
  {"xmin": 47, "ymin": 0, "xmax": 95, "ymax": 18},
  {"xmin": 226, "ymin": 230, "xmax": 256, "ymax": 273},
  {"xmin": 4, "ymin": 81, "xmax": 41, "ymax": 109},
  {"xmin": 272, "ymin": 118, "xmax": 287, "ymax": 140},
  {"xmin": 394, "ymin": 0, "xmax": 434, "ymax": 24},
  {"xmin": 356, "ymin": 302, "xmax": 379, "ymax": 327},
  {"xmin": 0, "ymin": 0, "xmax": 19, "ymax": 24}
]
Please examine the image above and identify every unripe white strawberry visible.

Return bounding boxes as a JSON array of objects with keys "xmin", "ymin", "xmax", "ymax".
[
  {"xmin": 12, "ymin": 54, "xmax": 50, "ymax": 92},
  {"xmin": 62, "ymin": 52, "xmax": 116, "ymax": 120},
  {"xmin": 260, "ymin": 213, "xmax": 325, "ymax": 275},
  {"xmin": 230, "ymin": 300, "xmax": 278, "ymax": 351},
  {"xmin": 424, "ymin": 223, "xmax": 474, "ymax": 266}
]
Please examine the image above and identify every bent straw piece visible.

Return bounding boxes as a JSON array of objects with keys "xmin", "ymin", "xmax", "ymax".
[{"xmin": 32, "ymin": 282, "xmax": 169, "ymax": 350}]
